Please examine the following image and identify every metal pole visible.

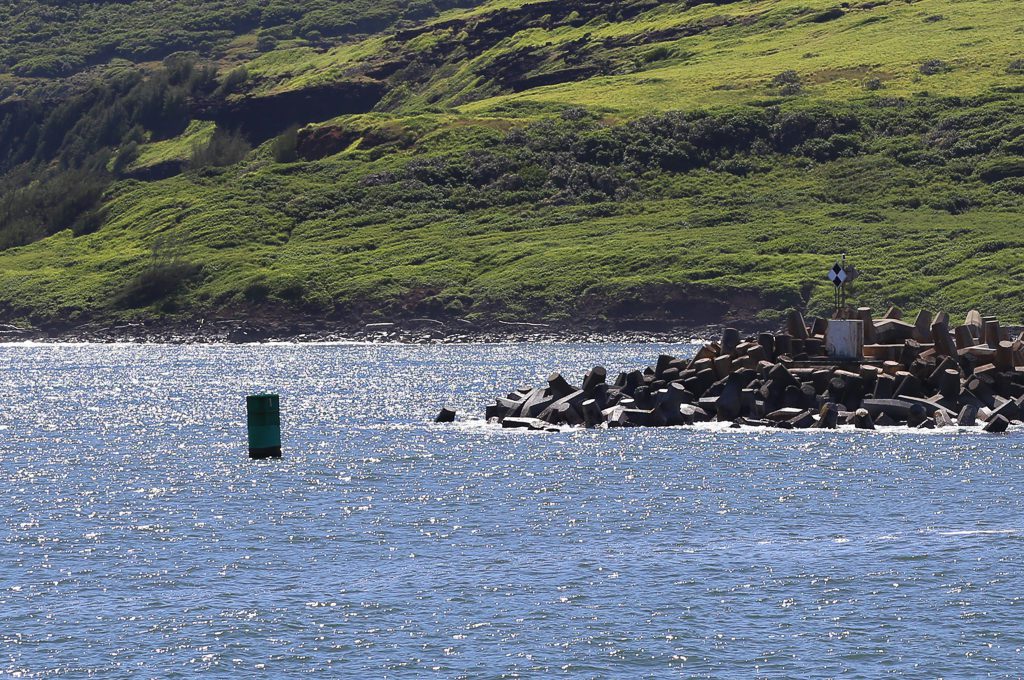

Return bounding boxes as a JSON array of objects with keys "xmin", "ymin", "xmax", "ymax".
[{"xmin": 841, "ymin": 253, "xmax": 847, "ymax": 314}]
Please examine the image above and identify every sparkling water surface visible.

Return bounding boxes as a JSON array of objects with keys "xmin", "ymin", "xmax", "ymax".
[{"xmin": 1, "ymin": 342, "xmax": 1023, "ymax": 678}]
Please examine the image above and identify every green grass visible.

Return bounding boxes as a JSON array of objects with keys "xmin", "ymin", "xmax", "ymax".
[
  {"xmin": 245, "ymin": 37, "xmax": 389, "ymax": 94},
  {"xmin": 0, "ymin": 0, "xmax": 481, "ymax": 80},
  {"xmin": 4, "ymin": 96, "xmax": 1024, "ymax": 327},
  {"xmin": 3, "ymin": 0, "xmax": 1024, "ymax": 329},
  {"xmin": 127, "ymin": 121, "xmax": 216, "ymax": 172},
  {"xmin": 455, "ymin": 0, "xmax": 1024, "ymax": 114}
]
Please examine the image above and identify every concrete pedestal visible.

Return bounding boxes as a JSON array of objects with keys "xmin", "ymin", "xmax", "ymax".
[{"xmin": 826, "ymin": 319, "xmax": 864, "ymax": 360}]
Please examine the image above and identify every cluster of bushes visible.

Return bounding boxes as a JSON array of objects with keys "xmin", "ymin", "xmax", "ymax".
[
  {"xmin": 0, "ymin": 53, "xmax": 219, "ymax": 247},
  {"xmin": 282, "ymin": 96, "xmax": 1024, "ymax": 221},
  {"xmin": 0, "ymin": 169, "xmax": 109, "ymax": 249},
  {"xmin": 12, "ymin": 54, "xmax": 87, "ymax": 78},
  {"xmin": 920, "ymin": 59, "xmax": 951, "ymax": 76},
  {"xmin": 190, "ymin": 129, "xmax": 252, "ymax": 169},
  {"xmin": 770, "ymin": 70, "xmax": 803, "ymax": 95},
  {"xmin": 0, "ymin": 0, "xmax": 482, "ymax": 79},
  {"xmin": 117, "ymin": 260, "xmax": 204, "ymax": 309},
  {"xmin": 339, "ymin": 105, "xmax": 866, "ymax": 212}
]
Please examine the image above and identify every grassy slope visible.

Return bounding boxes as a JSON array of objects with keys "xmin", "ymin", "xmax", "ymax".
[
  {"xmin": 459, "ymin": 0, "xmax": 1024, "ymax": 112},
  {"xmin": 0, "ymin": 0, "xmax": 474, "ymax": 81},
  {"xmin": 126, "ymin": 121, "xmax": 217, "ymax": 172},
  {"xmin": 2, "ymin": 0, "xmax": 1024, "ymax": 329}
]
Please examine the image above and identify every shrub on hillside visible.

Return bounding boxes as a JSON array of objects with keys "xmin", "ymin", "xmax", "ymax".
[
  {"xmin": 216, "ymin": 66, "xmax": 249, "ymax": 96},
  {"xmin": 806, "ymin": 7, "xmax": 844, "ymax": 23},
  {"xmin": 271, "ymin": 126, "xmax": 300, "ymax": 163},
  {"xmin": 642, "ymin": 45, "xmax": 673, "ymax": 63},
  {"xmin": 116, "ymin": 259, "xmax": 203, "ymax": 308},
  {"xmin": 163, "ymin": 52, "xmax": 199, "ymax": 84},
  {"xmin": 770, "ymin": 70, "xmax": 803, "ymax": 95},
  {"xmin": 112, "ymin": 141, "xmax": 140, "ymax": 174},
  {"xmin": 13, "ymin": 54, "xmax": 85, "ymax": 77},
  {"xmin": 928, "ymin": 193, "xmax": 972, "ymax": 214},
  {"xmin": 404, "ymin": 0, "xmax": 438, "ymax": 20},
  {"xmin": 0, "ymin": 168, "xmax": 110, "ymax": 248},
  {"xmin": 920, "ymin": 59, "xmax": 951, "ymax": 75},
  {"xmin": 977, "ymin": 157, "xmax": 1024, "ymax": 183},
  {"xmin": 190, "ymin": 128, "xmax": 251, "ymax": 168},
  {"xmin": 0, "ymin": 56, "xmax": 225, "ymax": 250},
  {"xmin": 256, "ymin": 34, "xmax": 278, "ymax": 52}
]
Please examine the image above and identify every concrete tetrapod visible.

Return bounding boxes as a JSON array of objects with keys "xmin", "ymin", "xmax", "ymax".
[{"xmin": 473, "ymin": 313, "xmax": 1022, "ymax": 432}]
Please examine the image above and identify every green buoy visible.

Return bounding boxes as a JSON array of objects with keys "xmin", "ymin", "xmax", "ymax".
[{"xmin": 246, "ymin": 394, "xmax": 282, "ymax": 459}]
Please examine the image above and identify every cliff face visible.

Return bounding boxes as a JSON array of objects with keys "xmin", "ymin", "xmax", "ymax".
[
  {"xmin": 204, "ymin": 81, "xmax": 388, "ymax": 142},
  {"xmin": 1, "ymin": 0, "xmax": 1024, "ymax": 334}
]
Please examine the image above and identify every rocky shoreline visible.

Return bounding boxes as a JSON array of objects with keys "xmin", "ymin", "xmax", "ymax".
[
  {"xmin": 0, "ymin": 318, "xmax": 736, "ymax": 344},
  {"xmin": 475, "ymin": 308, "xmax": 1024, "ymax": 433}
]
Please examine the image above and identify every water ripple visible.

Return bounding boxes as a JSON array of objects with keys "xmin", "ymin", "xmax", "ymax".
[{"xmin": 0, "ymin": 342, "xmax": 1022, "ymax": 677}]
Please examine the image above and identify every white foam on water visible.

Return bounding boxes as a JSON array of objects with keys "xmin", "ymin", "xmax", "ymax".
[
  {"xmin": 936, "ymin": 529, "xmax": 1021, "ymax": 537},
  {"xmin": 455, "ymin": 420, "xmax": 1003, "ymax": 436}
]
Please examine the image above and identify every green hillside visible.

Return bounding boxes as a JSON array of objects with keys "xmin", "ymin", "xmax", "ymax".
[{"xmin": 1, "ymin": 0, "xmax": 1024, "ymax": 333}]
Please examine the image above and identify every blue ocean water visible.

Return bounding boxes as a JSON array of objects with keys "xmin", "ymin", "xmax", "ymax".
[{"xmin": 1, "ymin": 341, "xmax": 1022, "ymax": 678}]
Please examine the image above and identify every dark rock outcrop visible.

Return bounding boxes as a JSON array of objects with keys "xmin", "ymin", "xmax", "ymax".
[
  {"xmin": 296, "ymin": 123, "xmax": 412, "ymax": 160},
  {"xmin": 202, "ymin": 80, "xmax": 387, "ymax": 143}
]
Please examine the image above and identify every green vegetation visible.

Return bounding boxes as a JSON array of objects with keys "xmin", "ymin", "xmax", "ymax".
[
  {"xmin": 126, "ymin": 121, "xmax": 217, "ymax": 173},
  {"xmin": 1, "ymin": 0, "xmax": 1024, "ymax": 330},
  {"xmin": 0, "ymin": 0, "xmax": 477, "ymax": 80},
  {"xmin": 0, "ymin": 53, "xmax": 217, "ymax": 247}
]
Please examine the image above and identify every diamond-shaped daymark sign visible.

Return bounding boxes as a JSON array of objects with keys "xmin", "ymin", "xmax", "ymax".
[
  {"xmin": 844, "ymin": 265, "xmax": 859, "ymax": 282},
  {"xmin": 828, "ymin": 262, "xmax": 847, "ymax": 287}
]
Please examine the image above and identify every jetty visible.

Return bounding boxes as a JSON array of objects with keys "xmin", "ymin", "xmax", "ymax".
[{"xmin": 484, "ymin": 308, "xmax": 1024, "ymax": 432}]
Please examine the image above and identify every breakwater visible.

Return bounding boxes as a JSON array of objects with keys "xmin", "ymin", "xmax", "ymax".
[{"xmin": 484, "ymin": 308, "xmax": 1024, "ymax": 432}]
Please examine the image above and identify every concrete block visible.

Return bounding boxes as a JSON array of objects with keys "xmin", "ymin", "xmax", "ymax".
[
  {"xmin": 874, "ymin": 319, "xmax": 917, "ymax": 344},
  {"xmin": 853, "ymin": 408, "xmax": 876, "ymax": 430},
  {"xmin": 957, "ymin": 404, "xmax": 978, "ymax": 426},
  {"xmin": 983, "ymin": 415, "xmax": 1009, "ymax": 433}
]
